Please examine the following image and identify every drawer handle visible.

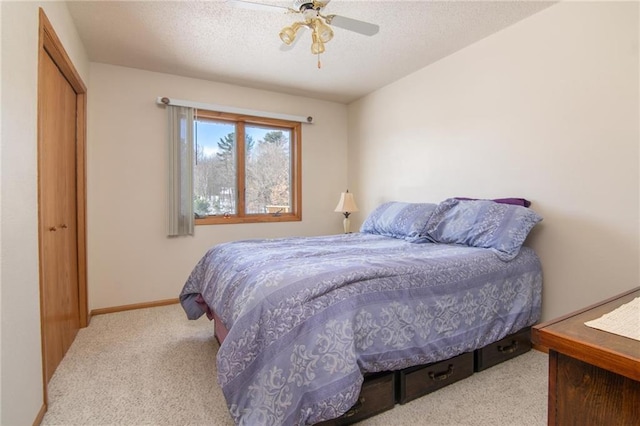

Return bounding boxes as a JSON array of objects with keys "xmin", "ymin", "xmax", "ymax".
[
  {"xmin": 429, "ymin": 364, "xmax": 454, "ymax": 381},
  {"xmin": 498, "ymin": 340, "xmax": 519, "ymax": 354},
  {"xmin": 344, "ymin": 396, "xmax": 366, "ymax": 418}
]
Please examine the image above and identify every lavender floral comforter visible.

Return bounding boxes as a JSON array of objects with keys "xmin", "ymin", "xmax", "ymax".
[{"xmin": 180, "ymin": 233, "xmax": 542, "ymax": 425}]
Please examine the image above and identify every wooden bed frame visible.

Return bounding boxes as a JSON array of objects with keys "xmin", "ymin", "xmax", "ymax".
[{"xmin": 211, "ymin": 311, "xmax": 532, "ymax": 425}]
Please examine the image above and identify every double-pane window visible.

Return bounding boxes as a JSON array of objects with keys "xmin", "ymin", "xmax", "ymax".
[{"xmin": 193, "ymin": 109, "xmax": 301, "ymax": 224}]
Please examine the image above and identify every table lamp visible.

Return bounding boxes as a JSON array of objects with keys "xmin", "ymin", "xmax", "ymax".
[{"xmin": 334, "ymin": 190, "xmax": 359, "ymax": 233}]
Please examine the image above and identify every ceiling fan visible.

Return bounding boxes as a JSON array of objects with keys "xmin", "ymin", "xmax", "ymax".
[{"xmin": 228, "ymin": 0, "xmax": 380, "ymax": 67}]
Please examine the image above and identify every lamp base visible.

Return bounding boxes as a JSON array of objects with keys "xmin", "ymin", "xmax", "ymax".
[{"xmin": 343, "ymin": 217, "xmax": 351, "ymax": 234}]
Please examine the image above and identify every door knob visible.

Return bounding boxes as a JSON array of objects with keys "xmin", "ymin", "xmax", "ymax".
[
  {"xmin": 49, "ymin": 226, "xmax": 57, "ymax": 231},
  {"xmin": 59, "ymin": 224, "xmax": 68, "ymax": 229}
]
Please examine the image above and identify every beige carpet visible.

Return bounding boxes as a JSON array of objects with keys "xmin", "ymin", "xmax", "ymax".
[{"xmin": 41, "ymin": 304, "xmax": 548, "ymax": 426}]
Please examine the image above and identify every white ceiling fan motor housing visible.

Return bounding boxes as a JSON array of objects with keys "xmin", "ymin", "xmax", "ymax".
[{"xmin": 293, "ymin": 0, "xmax": 316, "ymax": 12}]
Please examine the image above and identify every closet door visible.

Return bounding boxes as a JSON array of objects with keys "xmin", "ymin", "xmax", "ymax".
[{"xmin": 39, "ymin": 46, "xmax": 80, "ymax": 383}]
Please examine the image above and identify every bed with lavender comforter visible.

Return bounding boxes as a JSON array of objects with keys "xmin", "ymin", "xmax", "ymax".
[{"xmin": 180, "ymin": 232, "xmax": 542, "ymax": 425}]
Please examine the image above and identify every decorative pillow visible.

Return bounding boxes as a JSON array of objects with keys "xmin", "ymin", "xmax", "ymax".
[
  {"xmin": 422, "ymin": 198, "xmax": 542, "ymax": 260},
  {"xmin": 455, "ymin": 197, "xmax": 532, "ymax": 207},
  {"xmin": 360, "ymin": 202, "xmax": 438, "ymax": 241}
]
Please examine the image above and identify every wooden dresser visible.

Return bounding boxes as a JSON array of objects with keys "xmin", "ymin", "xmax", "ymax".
[{"xmin": 532, "ymin": 287, "xmax": 640, "ymax": 426}]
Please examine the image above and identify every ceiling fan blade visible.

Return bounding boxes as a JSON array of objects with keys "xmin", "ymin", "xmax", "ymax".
[
  {"xmin": 325, "ymin": 14, "xmax": 379, "ymax": 36},
  {"xmin": 280, "ymin": 26, "xmax": 307, "ymax": 51},
  {"xmin": 226, "ymin": 0, "xmax": 290, "ymax": 12}
]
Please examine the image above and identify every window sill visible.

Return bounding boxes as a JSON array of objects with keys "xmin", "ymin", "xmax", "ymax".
[{"xmin": 195, "ymin": 214, "xmax": 301, "ymax": 225}]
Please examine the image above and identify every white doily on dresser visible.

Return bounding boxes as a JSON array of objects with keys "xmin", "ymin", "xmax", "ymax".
[{"xmin": 584, "ymin": 296, "xmax": 640, "ymax": 342}]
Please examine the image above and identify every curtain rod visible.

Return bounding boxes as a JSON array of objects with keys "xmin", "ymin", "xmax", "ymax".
[{"xmin": 156, "ymin": 97, "xmax": 313, "ymax": 124}]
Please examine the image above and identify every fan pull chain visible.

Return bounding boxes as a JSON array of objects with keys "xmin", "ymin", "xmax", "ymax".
[{"xmin": 317, "ymin": 51, "xmax": 321, "ymax": 69}]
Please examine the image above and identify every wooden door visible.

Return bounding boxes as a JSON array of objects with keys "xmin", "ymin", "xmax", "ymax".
[
  {"xmin": 39, "ymin": 50, "xmax": 80, "ymax": 383},
  {"xmin": 37, "ymin": 8, "xmax": 88, "ymax": 392}
]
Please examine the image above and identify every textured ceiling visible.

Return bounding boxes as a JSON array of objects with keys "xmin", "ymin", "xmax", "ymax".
[{"xmin": 66, "ymin": 0, "xmax": 555, "ymax": 103}]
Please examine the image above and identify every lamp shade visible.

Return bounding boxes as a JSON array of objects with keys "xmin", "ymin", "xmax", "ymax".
[{"xmin": 334, "ymin": 191, "xmax": 359, "ymax": 213}]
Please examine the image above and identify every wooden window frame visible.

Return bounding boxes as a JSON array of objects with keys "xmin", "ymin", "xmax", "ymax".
[{"xmin": 194, "ymin": 109, "xmax": 302, "ymax": 225}]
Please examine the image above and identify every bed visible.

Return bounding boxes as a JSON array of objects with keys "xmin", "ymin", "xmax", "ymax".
[{"xmin": 180, "ymin": 198, "xmax": 543, "ymax": 425}]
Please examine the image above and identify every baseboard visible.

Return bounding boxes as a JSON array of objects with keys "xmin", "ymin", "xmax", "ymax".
[
  {"xmin": 32, "ymin": 403, "xmax": 47, "ymax": 426},
  {"xmin": 90, "ymin": 298, "xmax": 180, "ymax": 316}
]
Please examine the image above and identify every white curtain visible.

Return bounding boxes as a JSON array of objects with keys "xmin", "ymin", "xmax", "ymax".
[{"xmin": 167, "ymin": 105, "xmax": 194, "ymax": 236}]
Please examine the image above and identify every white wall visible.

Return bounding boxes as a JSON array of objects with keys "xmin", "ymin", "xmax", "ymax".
[
  {"xmin": 0, "ymin": 2, "xmax": 89, "ymax": 424},
  {"xmin": 87, "ymin": 63, "xmax": 348, "ymax": 310},
  {"xmin": 347, "ymin": 1, "xmax": 639, "ymax": 321}
]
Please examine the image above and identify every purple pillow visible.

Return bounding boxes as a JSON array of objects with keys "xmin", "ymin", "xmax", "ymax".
[
  {"xmin": 360, "ymin": 202, "xmax": 438, "ymax": 241},
  {"xmin": 455, "ymin": 197, "xmax": 531, "ymax": 208},
  {"xmin": 423, "ymin": 198, "xmax": 542, "ymax": 260}
]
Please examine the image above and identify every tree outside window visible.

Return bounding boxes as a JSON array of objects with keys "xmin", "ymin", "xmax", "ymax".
[{"xmin": 193, "ymin": 110, "xmax": 301, "ymax": 224}]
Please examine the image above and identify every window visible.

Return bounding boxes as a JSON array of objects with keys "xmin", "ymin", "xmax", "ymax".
[{"xmin": 193, "ymin": 109, "xmax": 301, "ymax": 225}]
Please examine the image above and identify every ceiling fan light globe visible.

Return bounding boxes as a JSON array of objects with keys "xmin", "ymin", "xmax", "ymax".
[
  {"xmin": 311, "ymin": 42, "xmax": 325, "ymax": 54},
  {"xmin": 279, "ymin": 27, "xmax": 296, "ymax": 45},
  {"xmin": 311, "ymin": 35, "xmax": 325, "ymax": 54},
  {"xmin": 280, "ymin": 22, "xmax": 302, "ymax": 45},
  {"xmin": 317, "ymin": 21, "xmax": 333, "ymax": 43}
]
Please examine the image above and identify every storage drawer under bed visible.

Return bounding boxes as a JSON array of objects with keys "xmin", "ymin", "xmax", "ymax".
[
  {"xmin": 474, "ymin": 327, "xmax": 532, "ymax": 372},
  {"xmin": 316, "ymin": 371, "xmax": 396, "ymax": 425},
  {"xmin": 397, "ymin": 351, "xmax": 475, "ymax": 404}
]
